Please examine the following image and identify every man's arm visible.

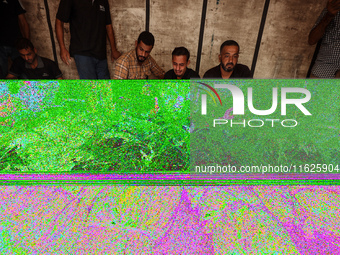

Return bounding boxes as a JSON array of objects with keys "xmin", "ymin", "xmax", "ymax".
[
  {"xmin": 106, "ymin": 24, "xmax": 121, "ymax": 61},
  {"xmin": 5, "ymin": 73, "xmax": 17, "ymax": 79},
  {"xmin": 113, "ymin": 57, "xmax": 129, "ymax": 79},
  {"xmin": 150, "ymin": 57, "xmax": 165, "ymax": 79},
  {"xmin": 308, "ymin": 0, "xmax": 340, "ymax": 45},
  {"xmin": 55, "ymin": 18, "xmax": 71, "ymax": 65},
  {"xmin": 18, "ymin": 13, "xmax": 30, "ymax": 39}
]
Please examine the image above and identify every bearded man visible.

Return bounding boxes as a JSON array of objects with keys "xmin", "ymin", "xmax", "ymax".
[
  {"xmin": 113, "ymin": 31, "xmax": 164, "ymax": 79},
  {"xmin": 203, "ymin": 40, "xmax": 252, "ymax": 79}
]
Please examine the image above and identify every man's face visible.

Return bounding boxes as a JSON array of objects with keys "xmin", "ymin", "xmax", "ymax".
[
  {"xmin": 219, "ymin": 45, "xmax": 239, "ymax": 72},
  {"xmin": 172, "ymin": 55, "xmax": 190, "ymax": 78},
  {"xmin": 135, "ymin": 41, "xmax": 153, "ymax": 63},
  {"xmin": 19, "ymin": 47, "xmax": 37, "ymax": 65}
]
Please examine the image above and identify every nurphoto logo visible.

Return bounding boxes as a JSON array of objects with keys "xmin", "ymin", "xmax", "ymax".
[{"xmin": 198, "ymin": 83, "xmax": 312, "ymax": 128}]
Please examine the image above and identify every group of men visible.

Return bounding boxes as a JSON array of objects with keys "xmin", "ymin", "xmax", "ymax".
[
  {"xmin": 113, "ymin": 31, "xmax": 252, "ymax": 80},
  {"xmin": 1, "ymin": 0, "xmax": 339, "ymax": 80},
  {"xmin": 0, "ymin": 0, "xmax": 252, "ymax": 80}
]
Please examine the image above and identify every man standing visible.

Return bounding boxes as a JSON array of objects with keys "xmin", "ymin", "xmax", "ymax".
[
  {"xmin": 203, "ymin": 40, "xmax": 252, "ymax": 79},
  {"xmin": 113, "ymin": 31, "xmax": 165, "ymax": 79},
  {"xmin": 308, "ymin": 0, "xmax": 340, "ymax": 78},
  {"xmin": 55, "ymin": 0, "xmax": 120, "ymax": 79},
  {"xmin": 0, "ymin": 0, "xmax": 30, "ymax": 78},
  {"xmin": 164, "ymin": 47, "xmax": 200, "ymax": 79},
  {"xmin": 6, "ymin": 38, "xmax": 62, "ymax": 79}
]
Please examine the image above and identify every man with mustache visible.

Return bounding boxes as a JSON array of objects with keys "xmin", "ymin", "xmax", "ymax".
[
  {"xmin": 113, "ymin": 31, "xmax": 165, "ymax": 79},
  {"xmin": 203, "ymin": 40, "xmax": 252, "ymax": 79},
  {"xmin": 6, "ymin": 38, "xmax": 62, "ymax": 79}
]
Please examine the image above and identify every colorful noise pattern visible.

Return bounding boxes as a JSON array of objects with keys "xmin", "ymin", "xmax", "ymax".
[
  {"xmin": 0, "ymin": 94, "xmax": 15, "ymax": 127},
  {"xmin": 0, "ymin": 82, "xmax": 187, "ymax": 127},
  {"xmin": 0, "ymin": 81, "xmax": 58, "ymax": 127},
  {"xmin": 1, "ymin": 186, "xmax": 340, "ymax": 254}
]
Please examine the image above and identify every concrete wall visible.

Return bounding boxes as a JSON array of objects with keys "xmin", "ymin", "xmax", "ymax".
[{"xmin": 20, "ymin": 0, "xmax": 325, "ymax": 79}]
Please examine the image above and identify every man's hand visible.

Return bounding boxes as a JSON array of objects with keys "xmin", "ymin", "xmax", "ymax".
[
  {"xmin": 111, "ymin": 50, "xmax": 121, "ymax": 62},
  {"xmin": 5, "ymin": 73, "xmax": 16, "ymax": 79},
  {"xmin": 327, "ymin": 0, "xmax": 340, "ymax": 16},
  {"xmin": 55, "ymin": 19, "xmax": 72, "ymax": 65},
  {"xmin": 106, "ymin": 24, "xmax": 121, "ymax": 62},
  {"xmin": 60, "ymin": 48, "xmax": 72, "ymax": 65}
]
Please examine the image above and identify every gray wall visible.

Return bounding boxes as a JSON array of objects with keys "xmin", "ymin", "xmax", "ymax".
[{"xmin": 21, "ymin": 0, "xmax": 325, "ymax": 79}]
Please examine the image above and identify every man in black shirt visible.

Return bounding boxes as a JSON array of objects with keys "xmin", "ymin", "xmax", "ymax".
[
  {"xmin": 6, "ymin": 38, "xmax": 62, "ymax": 79},
  {"xmin": 55, "ymin": 0, "xmax": 120, "ymax": 79},
  {"xmin": 203, "ymin": 40, "xmax": 252, "ymax": 79},
  {"xmin": 0, "ymin": 0, "xmax": 30, "ymax": 78},
  {"xmin": 164, "ymin": 47, "xmax": 200, "ymax": 79}
]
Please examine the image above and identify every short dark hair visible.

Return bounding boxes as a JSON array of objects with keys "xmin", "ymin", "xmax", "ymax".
[
  {"xmin": 220, "ymin": 40, "xmax": 239, "ymax": 53},
  {"xmin": 172, "ymin": 47, "xmax": 190, "ymax": 61},
  {"xmin": 137, "ymin": 31, "xmax": 155, "ymax": 46},
  {"xmin": 16, "ymin": 38, "xmax": 35, "ymax": 51}
]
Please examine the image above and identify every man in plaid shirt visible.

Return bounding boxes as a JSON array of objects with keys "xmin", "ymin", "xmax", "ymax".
[{"xmin": 113, "ymin": 31, "xmax": 165, "ymax": 79}]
